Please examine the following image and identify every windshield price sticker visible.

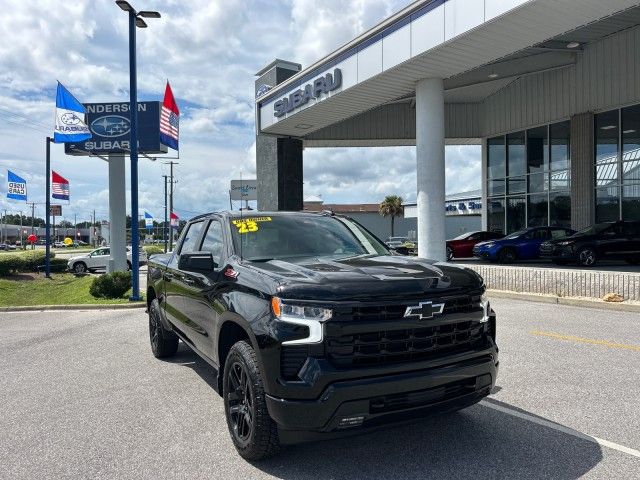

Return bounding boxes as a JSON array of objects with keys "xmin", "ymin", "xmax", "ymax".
[{"xmin": 232, "ymin": 217, "xmax": 272, "ymax": 234}]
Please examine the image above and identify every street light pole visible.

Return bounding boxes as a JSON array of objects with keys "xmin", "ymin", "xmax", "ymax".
[{"xmin": 116, "ymin": 1, "xmax": 160, "ymax": 301}]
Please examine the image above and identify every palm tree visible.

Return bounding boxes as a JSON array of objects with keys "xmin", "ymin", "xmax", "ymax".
[{"xmin": 379, "ymin": 195, "xmax": 404, "ymax": 237}]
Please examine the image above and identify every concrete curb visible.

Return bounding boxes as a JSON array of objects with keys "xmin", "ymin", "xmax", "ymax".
[
  {"xmin": 0, "ymin": 303, "xmax": 146, "ymax": 313},
  {"xmin": 487, "ymin": 289, "xmax": 640, "ymax": 313}
]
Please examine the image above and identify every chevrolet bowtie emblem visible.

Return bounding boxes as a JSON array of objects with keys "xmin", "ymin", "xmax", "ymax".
[{"xmin": 404, "ymin": 301, "xmax": 445, "ymax": 320}]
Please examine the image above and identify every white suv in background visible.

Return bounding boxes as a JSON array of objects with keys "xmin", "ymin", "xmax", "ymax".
[{"xmin": 67, "ymin": 246, "xmax": 147, "ymax": 274}]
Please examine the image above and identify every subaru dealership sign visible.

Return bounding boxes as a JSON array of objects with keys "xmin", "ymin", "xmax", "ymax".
[{"xmin": 65, "ymin": 102, "xmax": 168, "ymax": 156}]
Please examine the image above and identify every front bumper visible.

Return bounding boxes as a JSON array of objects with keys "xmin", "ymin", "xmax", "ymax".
[{"xmin": 266, "ymin": 344, "xmax": 498, "ymax": 439}]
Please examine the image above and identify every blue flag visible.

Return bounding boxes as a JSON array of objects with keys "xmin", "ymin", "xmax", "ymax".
[
  {"xmin": 144, "ymin": 212, "xmax": 153, "ymax": 231},
  {"xmin": 53, "ymin": 82, "xmax": 92, "ymax": 143},
  {"xmin": 7, "ymin": 170, "xmax": 27, "ymax": 201}
]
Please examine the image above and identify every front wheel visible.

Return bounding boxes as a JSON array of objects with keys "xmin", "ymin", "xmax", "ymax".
[
  {"xmin": 498, "ymin": 248, "xmax": 516, "ymax": 264},
  {"xmin": 224, "ymin": 341, "xmax": 280, "ymax": 460},
  {"xmin": 577, "ymin": 247, "xmax": 597, "ymax": 267},
  {"xmin": 446, "ymin": 247, "xmax": 453, "ymax": 261},
  {"xmin": 73, "ymin": 262, "xmax": 87, "ymax": 274}
]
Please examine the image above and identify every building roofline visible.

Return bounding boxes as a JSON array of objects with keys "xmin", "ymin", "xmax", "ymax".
[{"xmin": 255, "ymin": 59, "xmax": 302, "ymax": 77}]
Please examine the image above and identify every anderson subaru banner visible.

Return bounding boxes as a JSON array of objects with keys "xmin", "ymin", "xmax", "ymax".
[
  {"xmin": 7, "ymin": 170, "xmax": 27, "ymax": 201},
  {"xmin": 64, "ymin": 102, "xmax": 168, "ymax": 156}
]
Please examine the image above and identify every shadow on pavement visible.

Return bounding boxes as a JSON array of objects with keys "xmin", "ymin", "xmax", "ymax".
[{"xmin": 166, "ymin": 345, "xmax": 603, "ymax": 479}]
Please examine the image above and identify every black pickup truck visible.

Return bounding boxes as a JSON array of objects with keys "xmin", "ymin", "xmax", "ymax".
[{"xmin": 146, "ymin": 211, "xmax": 498, "ymax": 460}]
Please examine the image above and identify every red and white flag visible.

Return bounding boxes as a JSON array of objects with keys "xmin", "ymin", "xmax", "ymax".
[
  {"xmin": 52, "ymin": 171, "xmax": 70, "ymax": 201},
  {"xmin": 160, "ymin": 81, "xmax": 179, "ymax": 150},
  {"xmin": 170, "ymin": 212, "xmax": 179, "ymax": 229}
]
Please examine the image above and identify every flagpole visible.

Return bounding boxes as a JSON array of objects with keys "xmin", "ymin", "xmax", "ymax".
[
  {"xmin": 128, "ymin": 7, "xmax": 141, "ymax": 301},
  {"xmin": 45, "ymin": 137, "xmax": 51, "ymax": 278}
]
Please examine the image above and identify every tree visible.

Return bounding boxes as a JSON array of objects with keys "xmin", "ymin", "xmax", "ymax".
[{"xmin": 379, "ymin": 195, "xmax": 404, "ymax": 237}]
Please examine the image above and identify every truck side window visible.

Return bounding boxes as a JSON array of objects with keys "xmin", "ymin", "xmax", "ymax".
[
  {"xmin": 179, "ymin": 221, "xmax": 204, "ymax": 254},
  {"xmin": 201, "ymin": 221, "xmax": 223, "ymax": 266}
]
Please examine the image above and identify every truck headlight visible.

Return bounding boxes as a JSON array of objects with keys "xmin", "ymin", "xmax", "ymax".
[
  {"xmin": 271, "ymin": 297, "xmax": 332, "ymax": 345},
  {"xmin": 480, "ymin": 294, "xmax": 490, "ymax": 323}
]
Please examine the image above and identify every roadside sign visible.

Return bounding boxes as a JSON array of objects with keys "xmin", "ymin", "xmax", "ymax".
[
  {"xmin": 230, "ymin": 180, "xmax": 257, "ymax": 200},
  {"xmin": 50, "ymin": 205, "xmax": 62, "ymax": 216}
]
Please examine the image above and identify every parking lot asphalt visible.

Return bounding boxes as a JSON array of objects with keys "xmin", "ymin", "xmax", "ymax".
[{"xmin": 1, "ymin": 299, "xmax": 639, "ymax": 479}]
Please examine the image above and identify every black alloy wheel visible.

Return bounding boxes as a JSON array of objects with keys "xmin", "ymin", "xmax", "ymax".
[
  {"xmin": 577, "ymin": 247, "xmax": 597, "ymax": 267},
  {"xmin": 446, "ymin": 246, "xmax": 453, "ymax": 261},
  {"xmin": 73, "ymin": 262, "xmax": 87, "ymax": 274},
  {"xmin": 148, "ymin": 298, "xmax": 179, "ymax": 358},
  {"xmin": 498, "ymin": 248, "xmax": 516, "ymax": 264},
  {"xmin": 223, "ymin": 341, "xmax": 279, "ymax": 460}
]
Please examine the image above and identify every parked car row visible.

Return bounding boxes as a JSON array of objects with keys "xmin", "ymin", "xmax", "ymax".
[{"xmin": 388, "ymin": 221, "xmax": 640, "ymax": 267}]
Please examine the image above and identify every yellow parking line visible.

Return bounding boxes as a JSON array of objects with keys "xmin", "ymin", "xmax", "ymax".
[{"xmin": 530, "ymin": 330, "xmax": 640, "ymax": 352}]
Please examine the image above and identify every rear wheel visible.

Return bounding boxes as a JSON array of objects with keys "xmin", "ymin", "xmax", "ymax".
[
  {"xmin": 577, "ymin": 247, "xmax": 597, "ymax": 267},
  {"xmin": 446, "ymin": 247, "xmax": 453, "ymax": 261},
  {"xmin": 497, "ymin": 248, "xmax": 516, "ymax": 264},
  {"xmin": 149, "ymin": 298, "xmax": 179, "ymax": 358},
  {"xmin": 224, "ymin": 341, "xmax": 280, "ymax": 460}
]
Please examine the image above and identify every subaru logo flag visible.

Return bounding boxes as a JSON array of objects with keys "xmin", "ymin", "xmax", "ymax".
[
  {"xmin": 144, "ymin": 211, "xmax": 153, "ymax": 231},
  {"xmin": 53, "ymin": 82, "xmax": 92, "ymax": 143},
  {"xmin": 7, "ymin": 170, "xmax": 27, "ymax": 201}
]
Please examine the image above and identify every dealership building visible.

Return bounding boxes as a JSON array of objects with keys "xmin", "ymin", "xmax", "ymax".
[{"xmin": 255, "ymin": 0, "xmax": 640, "ymax": 260}]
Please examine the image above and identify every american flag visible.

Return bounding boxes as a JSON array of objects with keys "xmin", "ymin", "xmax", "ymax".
[
  {"xmin": 52, "ymin": 170, "xmax": 70, "ymax": 201},
  {"xmin": 160, "ymin": 81, "xmax": 179, "ymax": 150}
]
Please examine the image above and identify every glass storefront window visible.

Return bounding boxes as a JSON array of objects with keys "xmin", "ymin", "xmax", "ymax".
[
  {"xmin": 550, "ymin": 170, "xmax": 570, "ymax": 191},
  {"xmin": 488, "ymin": 197, "xmax": 505, "ymax": 234},
  {"xmin": 528, "ymin": 172, "xmax": 547, "ymax": 193},
  {"xmin": 507, "ymin": 131, "xmax": 526, "ymax": 177},
  {"xmin": 595, "ymin": 110, "xmax": 619, "ymax": 165},
  {"xmin": 488, "ymin": 179, "xmax": 506, "ymax": 196},
  {"xmin": 622, "ymin": 184, "xmax": 640, "ymax": 220},
  {"xmin": 508, "ymin": 176, "xmax": 526, "ymax": 194},
  {"xmin": 488, "ymin": 136, "xmax": 506, "ymax": 179},
  {"xmin": 528, "ymin": 193, "xmax": 549, "ymax": 227},
  {"xmin": 596, "ymin": 187, "xmax": 620, "ymax": 222},
  {"xmin": 550, "ymin": 121, "xmax": 570, "ymax": 171},
  {"xmin": 622, "ymin": 104, "xmax": 640, "ymax": 155},
  {"xmin": 549, "ymin": 192, "xmax": 571, "ymax": 227},
  {"xmin": 527, "ymin": 126, "xmax": 548, "ymax": 174},
  {"xmin": 506, "ymin": 196, "xmax": 526, "ymax": 233}
]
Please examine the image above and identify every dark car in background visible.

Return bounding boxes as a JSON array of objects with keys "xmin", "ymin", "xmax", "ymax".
[
  {"xmin": 446, "ymin": 231, "xmax": 505, "ymax": 261},
  {"xmin": 473, "ymin": 226, "xmax": 575, "ymax": 264},
  {"xmin": 540, "ymin": 221, "xmax": 640, "ymax": 266}
]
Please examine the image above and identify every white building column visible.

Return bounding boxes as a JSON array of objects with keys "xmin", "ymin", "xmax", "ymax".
[
  {"xmin": 107, "ymin": 153, "xmax": 128, "ymax": 272},
  {"xmin": 416, "ymin": 78, "xmax": 446, "ymax": 261}
]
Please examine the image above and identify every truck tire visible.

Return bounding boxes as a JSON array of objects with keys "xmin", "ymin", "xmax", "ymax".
[
  {"xmin": 148, "ymin": 298, "xmax": 179, "ymax": 358},
  {"xmin": 223, "ymin": 340, "xmax": 280, "ymax": 460}
]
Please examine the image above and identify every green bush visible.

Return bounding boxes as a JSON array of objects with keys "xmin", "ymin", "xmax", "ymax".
[
  {"xmin": 0, "ymin": 250, "xmax": 55, "ymax": 276},
  {"xmin": 143, "ymin": 245, "xmax": 164, "ymax": 256},
  {"xmin": 89, "ymin": 271, "xmax": 132, "ymax": 299}
]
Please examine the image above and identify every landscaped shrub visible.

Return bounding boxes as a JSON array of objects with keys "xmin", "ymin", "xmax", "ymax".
[
  {"xmin": 0, "ymin": 250, "xmax": 55, "ymax": 276},
  {"xmin": 89, "ymin": 271, "xmax": 132, "ymax": 299},
  {"xmin": 143, "ymin": 245, "xmax": 164, "ymax": 256}
]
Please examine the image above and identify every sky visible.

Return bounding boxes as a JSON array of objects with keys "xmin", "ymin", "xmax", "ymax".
[{"xmin": 0, "ymin": 0, "xmax": 480, "ymax": 224}]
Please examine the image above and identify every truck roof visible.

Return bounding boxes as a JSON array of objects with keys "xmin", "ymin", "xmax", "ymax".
[{"xmin": 188, "ymin": 210, "xmax": 336, "ymax": 222}]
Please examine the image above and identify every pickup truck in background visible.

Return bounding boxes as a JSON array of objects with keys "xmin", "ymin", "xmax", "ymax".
[{"xmin": 146, "ymin": 211, "xmax": 498, "ymax": 460}]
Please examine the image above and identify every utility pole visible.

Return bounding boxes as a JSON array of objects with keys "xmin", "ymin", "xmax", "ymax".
[
  {"xmin": 164, "ymin": 161, "xmax": 179, "ymax": 251},
  {"xmin": 19, "ymin": 211, "xmax": 23, "ymax": 249},
  {"xmin": 74, "ymin": 213, "xmax": 77, "ymax": 244},
  {"xmin": 92, "ymin": 210, "xmax": 96, "ymax": 247},
  {"xmin": 3, "ymin": 209, "xmax": 7, "ymax": 244},
  {"xmin": 162, "ymin": 174, "xmax": 168, "ymax": 253}
]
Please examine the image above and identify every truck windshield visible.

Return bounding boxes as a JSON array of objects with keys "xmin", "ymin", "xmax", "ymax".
[{"xmin": 229, "ymin": 215, "xmax": 389, "ymax": 261}]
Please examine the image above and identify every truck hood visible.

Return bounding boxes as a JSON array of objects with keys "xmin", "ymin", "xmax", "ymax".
[{"xmin": 240, "ymin": 254, "xmax": 484, "ymax": 301}]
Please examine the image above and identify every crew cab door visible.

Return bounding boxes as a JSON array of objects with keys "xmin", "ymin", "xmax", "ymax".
[
  {"xmin": 178, "ymin": 219, "xmax": 227, "ymax": 359},
  {"xmin": 162, "ymin": 220, "xmax": 206, "ymax": 346}
]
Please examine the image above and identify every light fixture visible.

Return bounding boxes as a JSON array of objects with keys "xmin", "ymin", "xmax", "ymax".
[
  {"xmin": 566, "ymin": 41, "xmax": 581, "ymax": 49},
  {"xmin": 623, "ymin": 129, "xmax": 636, "ymax": 134},
  {"xmin": 488, "ymin": 73, "xmax": 499, "ymax": 79},
  {"xmin": 601, "ymin": 125, "xmax": 617, "ymax": 130},
  {"xmin": 138, "ymin": 10, "xmax": 161, "ymax": 18}
]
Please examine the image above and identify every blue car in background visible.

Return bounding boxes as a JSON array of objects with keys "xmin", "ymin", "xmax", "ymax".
[{"xmin": 473, "ymin": 226, "xmax": 575, "ymax": 263}]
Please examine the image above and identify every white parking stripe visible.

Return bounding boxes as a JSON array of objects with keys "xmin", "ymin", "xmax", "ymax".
[{"xmin": 481, "ymin": 400, "xmax": 640, "ymax": 459}]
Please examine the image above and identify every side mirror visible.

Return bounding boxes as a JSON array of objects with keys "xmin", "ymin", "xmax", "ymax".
[{"xmin": 178, "ymin": 251, "xmax": 216, "ymax": 273}]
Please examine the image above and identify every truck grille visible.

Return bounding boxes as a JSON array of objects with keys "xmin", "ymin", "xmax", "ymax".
[{"xmin": 326, "ymin": 321, "xmax": 484, "ymax": 368}]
